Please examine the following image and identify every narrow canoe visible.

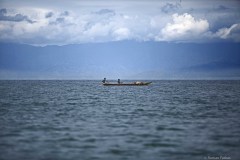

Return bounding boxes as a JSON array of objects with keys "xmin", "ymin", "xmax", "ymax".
[{"xmin": 102, "ymin": 82, "xmax": 152, "ymax": 86}]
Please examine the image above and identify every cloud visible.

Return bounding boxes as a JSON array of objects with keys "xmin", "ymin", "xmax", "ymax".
[
  {"xmin": 214, "ymin": 5, "xmax": 229, "ymax": 11},
  {"xmin": 113, "ymin": 27, "xmax": 130, "ymax": 40},
  {"xmin": 215, "ymin": 23, "xmax": 240, "ymax": 42},
  {"xmin": 56, "ymin": 17, "xmax": 65, "ymax": 23},
  {"xmin": 94, "ymin": 9, "xmax": 115, "ymax": 16},
  {"xmin": 61, "ymin": 11, "xmax": 69, "ymax": 16},
  {"xmin": 0, "ymin": 8, "xmax": 34, "ymax": 23},
  {"xmin": 161, "ymin": 2, "xmax": 181, "ymax": 13},
  {"xmin": 0, "ymin": 4, "xmax": 239, "ymax": 46},
  {"xmin": 157, "ymin": 13, "xmax": 209, "ymax": 41},
  {"xmin": 45, "ymin": 12, "xmax": 54, "ymax": 18}
]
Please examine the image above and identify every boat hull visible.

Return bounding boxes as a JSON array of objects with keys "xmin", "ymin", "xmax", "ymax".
[{"xmin": 102, "ymin": 82, "xmax": 152, "ymax": 86}]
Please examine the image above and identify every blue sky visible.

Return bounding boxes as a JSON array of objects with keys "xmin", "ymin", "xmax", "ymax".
[{"xmin": 0, "ymin": 0, "xmax": 240, "ymax": 79}]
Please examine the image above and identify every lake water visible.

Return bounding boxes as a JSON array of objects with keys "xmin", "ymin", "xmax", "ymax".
[{"xmin": 0, "ymin": 80, "xmax": 240, "ymax": 160}]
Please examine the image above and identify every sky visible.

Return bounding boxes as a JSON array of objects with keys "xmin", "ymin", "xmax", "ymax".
[{"xmin": 0, "ymin": 0, "xmax": 240, "ymax": 80}]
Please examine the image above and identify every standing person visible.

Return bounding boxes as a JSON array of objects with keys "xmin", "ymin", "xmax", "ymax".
[
  {"xmin": 118, "ymin": 79, "xmax": 120, "ymax": 84},
  {"xmin": 102, "ymin": 78, "xmax": 106, "ymax": 83}
]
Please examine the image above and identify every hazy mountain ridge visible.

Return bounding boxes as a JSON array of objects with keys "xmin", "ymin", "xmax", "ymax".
[{"xmin": 0, "ymin": 41, "xmax": 240, "ymax": 79}]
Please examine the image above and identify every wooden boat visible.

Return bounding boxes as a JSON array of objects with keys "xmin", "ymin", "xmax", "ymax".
[{"xmin": 102, "ymin": 82, "xmax": 152, "ymax": 86}]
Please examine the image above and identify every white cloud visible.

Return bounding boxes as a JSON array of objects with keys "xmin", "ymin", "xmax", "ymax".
[
  {"xmin": 215, "ymin": 23, "xmax": 240, "ymax": 42},
  {"xmin": 0, "ymin": 3, "xmax": 239, "ymax": 45},
  {"xmin": 0, "ymin": 8, "xmax": 142, "ymax": 45},
  {"xmin": 157, "ymin": 13, "xmax": 209, "ymax": 41},
  {"xmin": 112, "ymin": 27, "xmax": 130, "ymax": 40}
]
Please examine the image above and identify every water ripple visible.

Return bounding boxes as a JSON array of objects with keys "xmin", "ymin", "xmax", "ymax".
[{"xmin": 0, "ymin": 80, "xmax": 240, "ymax": 160}]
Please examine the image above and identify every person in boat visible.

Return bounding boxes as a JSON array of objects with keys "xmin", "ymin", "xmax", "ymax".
[
  {"xmin": 118, "ymin": 79, "xmax": 120, "ymax": 84},
  {"xmin": 102, "ymin": 78, "xmax": 106, "ymax": 83}
]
